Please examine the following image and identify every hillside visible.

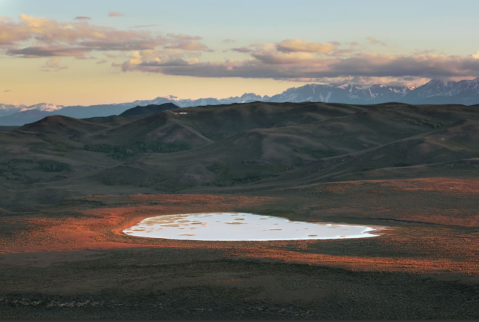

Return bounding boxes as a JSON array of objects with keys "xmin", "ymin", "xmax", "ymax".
[
  {"xmin": 16, "ymin": 115, "xmax": 108, "ymax": 140},
  {"xmin": 119, "ymin": 103, "xmax": 179, "ymax": 118},
  {"xmin": 0, "ymin": 101, "xmax": 478, "ymax": 211}
]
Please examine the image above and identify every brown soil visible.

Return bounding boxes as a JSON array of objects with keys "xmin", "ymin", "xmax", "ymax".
[{"xmin": 1, "ymin": 180, "xmax": 479, "ymax": 319}]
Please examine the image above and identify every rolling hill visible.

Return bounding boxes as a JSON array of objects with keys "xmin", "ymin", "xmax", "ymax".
[{"xmin": 0, "ymin": 101, "xmax": 478, "ymax": 211}]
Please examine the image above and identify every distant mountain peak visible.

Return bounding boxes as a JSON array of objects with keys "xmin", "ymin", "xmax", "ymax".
[
  {"xmin": 1, "ymin": 78, "xmax": 479, "ymax": 126},
  {"xmin": 425, "ymin": 79, "xmax": 446, "ymax": 85},
  {"xmin": 19, "ymin": 103, "xmax": 64, "ymax": 112}
]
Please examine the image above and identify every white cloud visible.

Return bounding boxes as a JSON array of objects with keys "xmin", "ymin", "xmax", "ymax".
[{"xmin": 40, "ymin": 57, "xmax": 68, "ymax": 71}]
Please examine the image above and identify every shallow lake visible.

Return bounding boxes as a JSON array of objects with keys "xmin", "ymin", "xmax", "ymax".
[{"xmin": 123, "ymin": 212, "xmax": 380, "ymax": 241}]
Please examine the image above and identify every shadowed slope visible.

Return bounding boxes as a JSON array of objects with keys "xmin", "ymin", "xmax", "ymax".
[
  {"xmin": 119, "ymin": 103, "xmax": 179, "ymax": 119},
  {"xmin": 16, "ymin": 115, "xmax": 108, "ymax": 139},
  {"xmin": 82, "ymin": 115, "xmax": 128, "ymax": 126},
  {"xmin": 1, "ymin": 102, "xmax": 479, "ymax": 209}
]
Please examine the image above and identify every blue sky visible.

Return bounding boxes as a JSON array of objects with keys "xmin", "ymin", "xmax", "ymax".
[
  {"xmin": 4, "ymin": 0, "xmax": 478, "ymax": 54},
  {"xmin": 1, "ymin": 0, "xmax": 479, "ymax": 105}
]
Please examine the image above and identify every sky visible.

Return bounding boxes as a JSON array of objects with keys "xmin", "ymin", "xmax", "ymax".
[{"xmin": 1, "ymin": 0, "xmax": 479, "ymax": 106}]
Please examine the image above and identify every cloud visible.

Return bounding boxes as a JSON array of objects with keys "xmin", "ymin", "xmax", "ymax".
[
  {"xmin": 111, "ymin": 62, "xmax": 122, "ymax": 67},
  {"xmin": 325, "ymin": 53, "xmax": 479, "ymax": 78},
  {"xmin": 167, "ymin": 33, "xmax": 202, "ymax": 41},
  {"xmin": 2, "ymin": 14, "xmax": 161, "ymax": 49},
  {"xmin": 1, "ymin": 15, "xmax": 210, "ymax": 60},
  {"xmin": 117, "ymin": 52, "xmax": 479, "ymax": 82},
  {"xmin": 74, "ymin": 16, "xmax": 91, "ymax": 20},
  {"xmin": 473, "ymin": 51, "xmax": 479, "ymax": 59},
  {"xmin": 3, "ymin": 89, "xmax": 11, "ymax": 92},
  {"xmin": 230, "ymin": 47, "xmax": 254, "ymax": 53},
  {"xmin": 167, "ymin": 41, "xmax": 212, "ymax": 52},
  {"xmin": 108, "ymin": 11, "xmax": 124, "ymax": 17},
  {"xmin": 78, "ymin": 39, "xmax": 166, "ymax": 51},
  {"xmin": 414, "ymin": 49, "xmax": 437, "ymax": 55},
  {"xmin": 103, "ymin": 34, "xmax": 479, "ymax": 82},
  {"xmin": 240, "ymin": 43, "xmax": 335, "ymax": 65},
  {"xmin": 119, "ymin": 49, "xmax": 201, "ymax": 72},
  {"xmin": 0, "ymin": 16, "xmax": 13, "ymax": 22},
  {"xmin": 112, "ymin": 36, "xmax": 479, "ymax": 82},
  {"xmin": 140, "ymin": 59, "xmax": 190, "ymax": 67},
  {"xmin": 43, "ymin": 57, "xmax": 61, "ymax": 68},
  {"xmin": 164, "ymin": 34, "xmax": 212, "ymax": 52},
  {"xmin": 276, "ymin": 39, "xmax": 336, "ymax": 53},
  {"xmin": 311, "ymin": 76, "xmax": 432, "ymax": 88},
  {"xmin": 7, "ymin": 46, "xmax": 91, "ymax": 58},
  {"xmin": 130, "ymin": 24, "xmax": 159, "ymax": 29},
  {"xmin": 367, "ymin": 37, "xmax": 387, "ymax": 46},
  {"xmin": 96, "ymin": 59, "xmax": 107, "ymax": 64},
  {"xmin": 40, "ymin": 57, "xmax": 68, "ymax": 71},
  {"xmin": 252, "ymin": 51, "xmax": 326, "ymax": 64},
  {"xmin": 222, "ymin": 39, "xmax": 235, "ymax": 43},
  {"xmin": 327, "ymin": 49, "xmax": 355, "ymax": 57}
]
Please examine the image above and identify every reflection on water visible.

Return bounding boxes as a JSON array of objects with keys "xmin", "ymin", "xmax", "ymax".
[{"xmin": 123, "ymin": 212, "xmax": 380, "ymax": 241}]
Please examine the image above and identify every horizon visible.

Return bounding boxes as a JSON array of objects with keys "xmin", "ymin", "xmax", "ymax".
[
  {"xmin": 1, "ymin": 0, "xmax": 479, "ymax": 106},
  {"xmin": 4, "ymin": 77, "xmax": 479, "ymax": 108}
]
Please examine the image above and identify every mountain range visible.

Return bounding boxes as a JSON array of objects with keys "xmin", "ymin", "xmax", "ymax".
[{"xmin": 1, "ymin": 78, "xmax": 479, "ymax": 125}]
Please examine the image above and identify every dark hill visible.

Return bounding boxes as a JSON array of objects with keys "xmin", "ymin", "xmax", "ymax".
[
  {"xmin": 1, "ymin": 101, "xmax": 479, "ymax": 204},
  {"xmin": 78, "ymin": 102, "xmax": 479, "ymax": 192},
  {"xmin": 119, "ymin": 103, "xmax": 179, "ymax": 119},
  {"xmin": 16, "ymin": 115, "xmax": 108, "ymax": 139},
  {"xmin": 82, "ymin": 115, "xmax": 128, "ymax": 126},
  {"xmin": 89, "ymin": 108, "xmax": 214, "ymax": 148}
]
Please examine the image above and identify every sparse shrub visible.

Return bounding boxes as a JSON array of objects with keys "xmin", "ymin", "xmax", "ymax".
[
  {"xmin": 206, "ymin": 162, "xmax": 287, "ymax": 187},
  {"xmin": 294, "ymin": 147, "xmax": 336, "ymax": 159},
  {"xmin": 42, "ymin": 138, "xmax": 77, "ymax": 152},
  {"xmin": 37, "ymin": 160, "xmax": 71, "ymax": 172},
  {"xmin": 84, "ymin": 141, "xmax": 191, "ymax": 160},
  {"xmin": 392, "ymin": 117, "xmax": 450, "ymax": 129},
  {"xmin": 84, "ymin": 143, "xmax": 114, "ymax": 153},
  {"xmin": 207, "ymin": 162, "xmax": 227, "ymax": 173},
  {"xmin": 101, "ymin": 176, "xmax": 115, "ymax": 185},
  {"xmin": 292, "ymin": 156, "xmax": 304, "ymax": 167},
  {"xmin": 394, "ymin": 160, "xmax": 412, "ymax": 167}
]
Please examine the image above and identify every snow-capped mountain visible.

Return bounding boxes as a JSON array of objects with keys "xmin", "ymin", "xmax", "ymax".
[
  {"xmin": 21, "ymin": 103, "xmax": 64, "ymax": 112},
  {"xmin": 265, "ymin": 79, "xmax": 479, "ymax": 104},
  {"xmin": 0, "ymin": 103, "xmax": 64, "ymax": 118},
  {"xmin": 0, "ymin": 104, "xmax": 25, "ymax": 118},
  {"xmin": 264, "ymin": 83, "xmax": 416, "ymax": 104},
  {"xmin": 406, "ymin": 78, "xmax": 479, "ymax": 104},
  {"xmin": 1, "ymin": 79, "xmax": 478, "ymax": 125},
  {"xmin": 0, "ymin": 93, "xmax": 272, "ymax": 124}
]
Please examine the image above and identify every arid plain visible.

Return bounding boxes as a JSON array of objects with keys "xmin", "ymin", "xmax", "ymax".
[{"xmin": 0, "ymin": 101, "xmax": 478, "ymax": 319}]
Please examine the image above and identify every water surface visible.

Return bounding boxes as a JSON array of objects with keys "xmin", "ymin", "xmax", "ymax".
[{"xmin": 123, "ymin": 212, "xmax": 380, "ymax": 241}]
